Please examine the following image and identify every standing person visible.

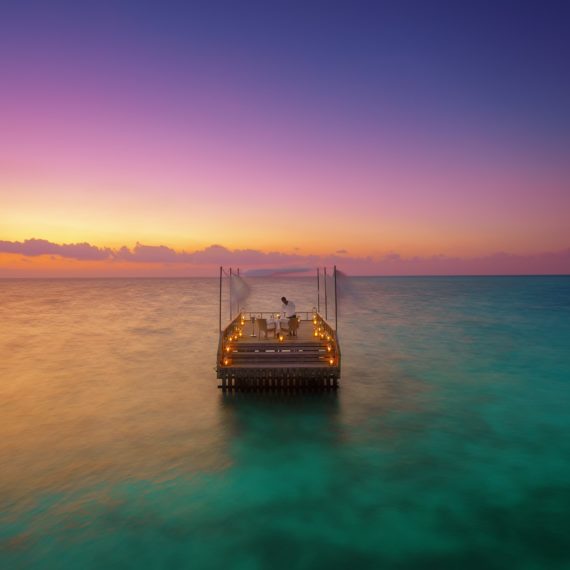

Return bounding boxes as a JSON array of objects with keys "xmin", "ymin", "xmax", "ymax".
[
  {"xmin": 281, "ymin": 297, "xmax": 298, "ymax": 336},
  {"xmin": 281, "ymin": 297, "xmax": 296, "ymax": 318}
]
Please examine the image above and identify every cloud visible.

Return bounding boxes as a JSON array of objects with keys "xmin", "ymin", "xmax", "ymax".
[
  {"xmin": 190, "ymin": 245, "xmax": 319, "ymax": 267},
  {"xmin": 368, "ymin": 249, "xmax": 570, "ymax": 275},
  {"xmin": 0, "ymin": 238, "xmax": 569, "ymax": 275},
  {"xmin": 0, "ymin": 239, "xmax": 319, "ymax": 267},
  {"xmin": 115, "ymin": 243, "xmax": 193, "ymax": 263},
  {"xmin": 0, "ymin": 239, "xmax": 112, "ymax": 261}
]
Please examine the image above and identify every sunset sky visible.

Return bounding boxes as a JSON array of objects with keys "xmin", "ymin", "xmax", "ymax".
[{"xmin": 1, "ymin": 0, "xmax": 569, "ymax": 276}]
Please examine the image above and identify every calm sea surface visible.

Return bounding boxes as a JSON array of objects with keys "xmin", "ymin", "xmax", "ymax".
[{"xmin": 1, "ymin": 277, "xmax": 569, "ymax": 569}]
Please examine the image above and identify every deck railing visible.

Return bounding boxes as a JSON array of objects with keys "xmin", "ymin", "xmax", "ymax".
[
  {"xmin": 238, "ymin": 311, "xmax": 315, "ymax": 321},
  {"xmin": 309, "ymin": 312, "xmax": 341, "ymax": 370},
  {"xmin": 217, "ymin": 310, "xmax": 340, "ymax": 370}
]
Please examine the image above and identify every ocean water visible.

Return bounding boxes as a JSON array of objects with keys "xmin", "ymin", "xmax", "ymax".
[{"xmin": 1, "ymin": 276, "xmax": 569, "ymax": 569}]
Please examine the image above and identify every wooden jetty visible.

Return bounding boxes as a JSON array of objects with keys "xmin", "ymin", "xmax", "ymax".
[{"xmin": 216, "ymin": 267, "xmax": 341, "ymax": 391}]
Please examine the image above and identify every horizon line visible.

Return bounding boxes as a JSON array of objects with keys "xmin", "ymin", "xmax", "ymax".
[{"xmin": 2, "ymin": 273, "xmax": 569, "ymax": 280}]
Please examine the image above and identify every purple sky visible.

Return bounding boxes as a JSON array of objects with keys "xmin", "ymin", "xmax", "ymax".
[{"xmin": 1, "ymin": 1, "xmax": 569, "ymax": 275}]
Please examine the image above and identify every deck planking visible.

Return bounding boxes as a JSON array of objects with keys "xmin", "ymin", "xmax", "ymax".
[{"xmin": 217, "ymin": 313, "xmax": 340, "ymax": 389}]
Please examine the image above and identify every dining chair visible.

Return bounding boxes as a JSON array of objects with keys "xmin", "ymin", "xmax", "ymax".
[
  {"xmin": 257, "ymin": 318, "xmax": 276, "ymax": 339},
  {"xmin": 288, "ymin": 317, "xmax": 300, "ymax": 336}
]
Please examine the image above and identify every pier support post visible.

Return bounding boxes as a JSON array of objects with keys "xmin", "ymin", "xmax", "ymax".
[{"xmin": 324, "ymin": 267, "xmax": 328, "ymax": 319}]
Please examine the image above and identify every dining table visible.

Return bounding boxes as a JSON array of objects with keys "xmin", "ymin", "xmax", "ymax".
[{"xmin": 267, "ymin": 315, "xmax": 290, "ymax": 334}]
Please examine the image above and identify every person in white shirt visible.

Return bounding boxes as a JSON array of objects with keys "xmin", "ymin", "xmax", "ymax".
[{"xmin": 281, "ymin": 297, "xmax": 296, "ymax": 318}]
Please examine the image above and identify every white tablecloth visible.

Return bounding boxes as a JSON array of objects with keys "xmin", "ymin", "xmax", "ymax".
[{"xmin": 267, "ymin": 317, "xmax": 289, "ymax": 333}]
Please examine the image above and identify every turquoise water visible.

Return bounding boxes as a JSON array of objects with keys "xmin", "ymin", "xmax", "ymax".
[{"xmin": 1, "ymin": 277, "xmax": 569, "ymax": 569}]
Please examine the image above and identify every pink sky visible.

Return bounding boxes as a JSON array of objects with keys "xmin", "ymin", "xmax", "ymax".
[{"xmin": 1, "ymin": 2, "xmax": 569, "ymax": 276}]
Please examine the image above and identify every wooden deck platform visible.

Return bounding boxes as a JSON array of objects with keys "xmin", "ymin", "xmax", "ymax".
[
  {"xmin": 235, "ymin": 319, "xmax": 322, "ymax": 345},
  {"xmin": 216, "ymin": 314, "xmax": 341, "ymax": 391}
]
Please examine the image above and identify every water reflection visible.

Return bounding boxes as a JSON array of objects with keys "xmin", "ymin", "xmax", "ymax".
[
  {"xmin": 1, "ymin": 277, "xmax": 569, "ymax": 569},
  {"xmin": 219, "ymin": 391, "xmax": 341, "ymax": 441}
]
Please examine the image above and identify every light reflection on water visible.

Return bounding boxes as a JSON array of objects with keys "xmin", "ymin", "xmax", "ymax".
[{"xmin": 1, "ymin": 277, "xmax": 569, "ymax": 569}]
